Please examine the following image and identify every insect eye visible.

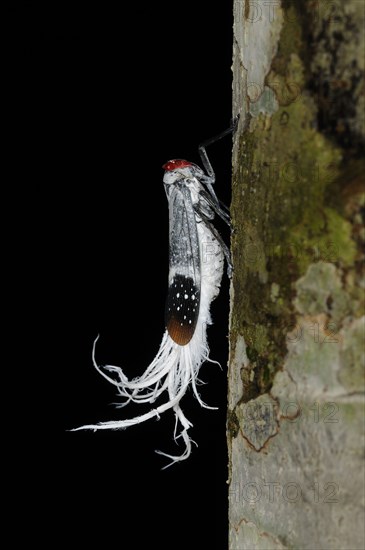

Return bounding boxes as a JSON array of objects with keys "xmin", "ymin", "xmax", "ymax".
[{"xmin": 163, "ymin": 159, "xmax": 192, "ymax": 171}]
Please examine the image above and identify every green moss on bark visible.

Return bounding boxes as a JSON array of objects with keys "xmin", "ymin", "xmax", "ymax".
[{"xmin": 230, "ymin": 0, "xmax": 364, "ymax": 401}]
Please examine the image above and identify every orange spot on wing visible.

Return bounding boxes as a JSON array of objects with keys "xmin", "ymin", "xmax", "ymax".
[{"xmin": 167, "ymin": 317, "xmax": 195, "ymax": 345}]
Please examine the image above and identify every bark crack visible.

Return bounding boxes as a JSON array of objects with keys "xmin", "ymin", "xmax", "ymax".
[{"xmin": 231, "ymin": 517, "xmax": 289, "ymax": 549}]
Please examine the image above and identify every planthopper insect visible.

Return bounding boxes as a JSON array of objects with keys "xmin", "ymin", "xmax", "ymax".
[{"xmin": 72, "ymin": 117, "xmax": 238, "ymax": 467}]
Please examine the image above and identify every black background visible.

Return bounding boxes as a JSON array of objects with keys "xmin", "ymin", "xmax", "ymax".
[{"xmin": 19, "ymin": 2, "xmax": 233, "ymax": 547}]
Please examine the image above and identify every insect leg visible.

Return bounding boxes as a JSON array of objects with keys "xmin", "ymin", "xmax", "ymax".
[
  {"xmin": 198, "ymin": 115, "xmax": 240, "ymax": 209},
  {"xmin": 198, "ymin": 188, "xmax": 231, "ymax": 228},
  {"xmin": 198, "ymin": 115, "xmax": 240, "ymax": 175},
  {"xmin": 194, "ymin": 205, "xmax": 233, "ymax": 278}
]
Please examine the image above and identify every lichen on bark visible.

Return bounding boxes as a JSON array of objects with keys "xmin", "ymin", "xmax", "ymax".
[
  {"xmin": 231, "ymin": 1, "xmax": 363, "ymax": 407},
  {"xmin": 229, "ymin": 1, "xmax": 364, "ymax": 549}
]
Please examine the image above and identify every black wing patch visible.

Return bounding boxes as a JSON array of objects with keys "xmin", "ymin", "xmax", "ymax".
[{"xmin": 166, "ymin": 274, "xmax": 200, "ymax": 345}]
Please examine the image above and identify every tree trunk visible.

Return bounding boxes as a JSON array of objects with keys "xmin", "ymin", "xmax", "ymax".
[{"xmin": 228, "ymin": 1, "xmax": 364, "ymax": 548}]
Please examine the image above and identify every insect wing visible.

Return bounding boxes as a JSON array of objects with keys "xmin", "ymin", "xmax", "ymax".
[{"xmin": 165, "ymin": 183, "xmax": 201, "ymax": 345}]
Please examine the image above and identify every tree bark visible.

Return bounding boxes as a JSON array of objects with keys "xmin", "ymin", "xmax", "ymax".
[{"xmin": 228, "ymin": 1, "xmax": 364, "ymax": 548}]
